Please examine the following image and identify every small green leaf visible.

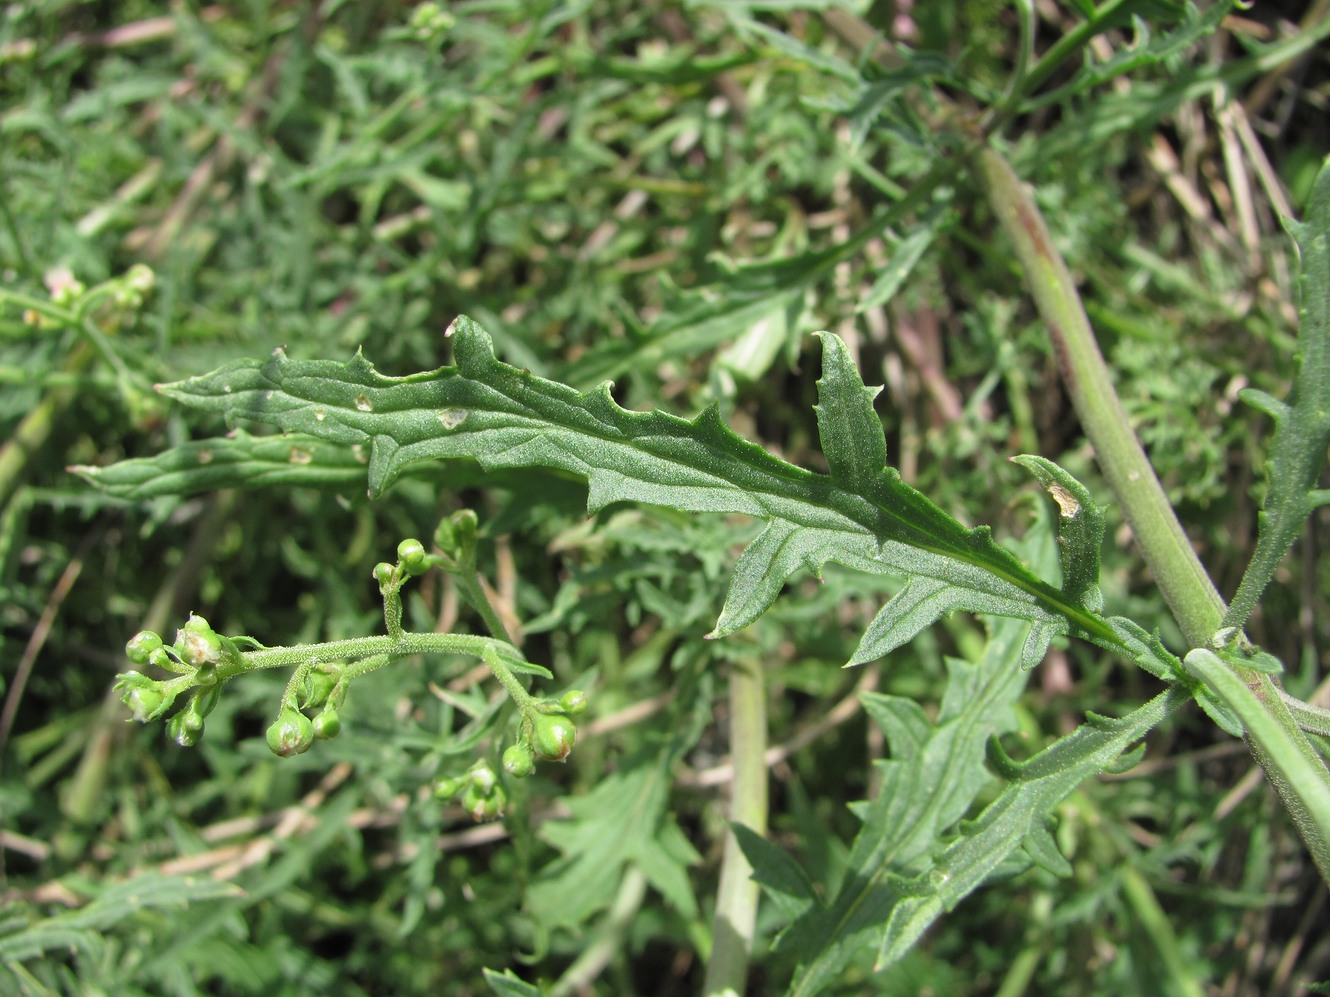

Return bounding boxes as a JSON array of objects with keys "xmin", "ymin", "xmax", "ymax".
[
  {"xmin": 813, "ymin": 330, "xmax": 887, "ymax": 494},
  {"xmin": 1011, "ymin": 454, "xmax": 1106, "ymax": 612},
  {"xmin": 482, "ymin": 968, "xmax": 545, "ymax": 997},
  {"xmin": 526, "ymin": 752, "xmax": 700, "ymax": 930},
  {"xmin": 730, "ymin": 822, "xmax": 820, "ymax": 922}
]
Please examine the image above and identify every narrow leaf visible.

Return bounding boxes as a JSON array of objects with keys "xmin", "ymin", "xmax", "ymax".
[
  {"xmin": 70, "ymin": 430, "xmax": 372, "ymax": 498},
  {"xmin": 1225, "ymin": 157, "xmax": 1330, "ymax": 629},
  {"xmin": 813, "ymin": 330, "xmax": 887, "ymax": 494}
]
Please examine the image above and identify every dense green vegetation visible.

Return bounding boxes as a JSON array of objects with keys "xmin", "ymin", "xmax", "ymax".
[{"xmin": 2, "ymin": 2, "xmax": 1328, "ymax": 994}]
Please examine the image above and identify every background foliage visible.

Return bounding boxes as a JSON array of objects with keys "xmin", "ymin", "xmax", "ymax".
[{"xmin": 2, "ymin": 2, "xmax": 1328, "ymax": 994}]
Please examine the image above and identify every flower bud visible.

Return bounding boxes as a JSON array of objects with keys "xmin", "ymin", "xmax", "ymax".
[
  {"xmin": 461, "ymin": 781, "xmax": 507, "ymax": 822},
  {"xmin": 125, "ymin": 263, "xmax": 156, "ymax": 294},
  {"xmin": 502, "ymin": 742, "xmax": 535, "ymax": 778},
  {"xmin": 125, "ymin": 631, "xmax": 164, "ymax": 666},
  {"xmin": 529, "ymin": 713, "xmax": 576, "ymax": 762},
  {"xmin": 433, "ymin": 775, "xmax": 466, "ymax": 800},
  {"xmin": 373, "ymin": 561, "xmax": 396, "ymax": 588},
  {"xmin": 168, "ymin": 710, "xmax": 204, "ymax": 747},
  {"xmin": 558, "ymin": 689, "xmax": 589, "ymax": 716},
  {"xmin": 432, "ymin": 509, "xmax": 477, "ymax": 566},
  {"xmin": 116, "ymin": 672, "xmax": 168, "ymax": 722},
  {"xmin": 312, "ymin": 706, "xmax": 341, "ymax": 740},
  {"xmin": 266, "ymin": 707, "xmax": 314, "ymax": 757},
  {"xmin": 468, "ymin": 762, "xmax": 498, "ymax": 794},
  {"xmin": 396, "ymin": 538, "xmax": 427, "ymax": 574},
  {"xmin": 176, "ymin": 614, "xmax": 224, "ymax": 668}
]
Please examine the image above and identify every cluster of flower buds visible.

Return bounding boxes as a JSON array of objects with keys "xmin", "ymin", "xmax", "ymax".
[
  {"xmin": 510, "ymin": 689, "xmax": 587, "ymax": 770},
  {"xmin": 433, "ymin": 689, "xmax": 588, "ymax": 822},
  {"xmin": 116, "ymin": 613, "xmax": 238, "ymax": 745},
  {"xmin": 435, "ymin": 762, "xmax": 509, "ymax": 822},
  {"xmin": 266, "ymin": 663, "xmax": 346, "ymax": 757}
]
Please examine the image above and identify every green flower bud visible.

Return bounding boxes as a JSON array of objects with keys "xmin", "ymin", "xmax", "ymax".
[
  {"xmin": 373, "ymin": 561, "xmax": 396, "ymax": 588},
  {"xmin": 116, "ymin": 672, "xmax": 170, "ymax": 722},
  {"xmin": 558, "ymin": 689, "xmax": 589, "ymax": 716},
  {"xmin": 125, "ymin": 630, "xmax": 164, "ymax": 666},
  {"xmin": 461, "ymin": 781, "xmax": 507, "ymax": 822},
  {"xmin": 434, "ymin": 776, "xmax": 465, "ymax": 800},
  {"xmin": 124, "ymin": 686, "xmax": 166, "ymax": 723},
  {"xmin": 396, "ymin": 537, "xmax": 428, "ymax": 574},
  {"xmin": 468, "ymin": 762, "xmax": 498, "ymax": 795},
  {"xmin": 502, "ymin": 742, "xmax": 535, "ymax": 778},
  {"xmin": 125, "ymin": 263, "xmax": 156, "ymax": 294},
  {"xmin": 167, "ymin": 709, "xmax": 204, "ymax": 747},
  {"xmin": 529, "ymin": 713, "xmax": 577, "ymax": 762},
  {"xmin": 432, "ymin": 509, "xmax": 477, "ymax": 567},
  {"xmin": 266, "ymin": 707, "xmax": 314, "ymax": 757},
  {"xmin": 176, "ymin": 613, "xmax": 224, "ymax": 668},
  {"xmin": 312, "ymin": 706, "xmax": 341, "ymax": 740}
]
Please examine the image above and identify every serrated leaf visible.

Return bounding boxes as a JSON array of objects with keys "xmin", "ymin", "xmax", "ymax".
[
  {"xmin": 525, "ymin": 752, "xmax": 699, "ymax": 930},
  {"xmin": 813, "ymin": 331, "xmax": 887, "ymax": 493},
  {"xmin": 730, "ymin": 823, "xmax": 820, "ymax": 922},
  {"xmin": 128, "ymin": 317, "xmax": 1105, "ymax": 649},
  {"xmin": 1225, "ymin": 157, "xmax": 1330, "ymax": 629},
  {"xmin": 1017, "ymin": 2, "xmax": 1233, "ymax": 114},
  {"xmin": 775, "ymin": 599, "xmax": 1042, "ymax": 991},
  {"xmin": 785, "ymin": 687, "xmax": 1184, "ymax": 993}
]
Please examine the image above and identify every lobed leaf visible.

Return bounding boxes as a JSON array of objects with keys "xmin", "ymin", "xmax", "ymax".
[
  {"xmin": 790, "ymin": 685, "xmax": 1185, "ymax": 994},
  {"xmin": 106, "ymin": 316, "xmax": 1107, "ymax": 650},
  {"xmin": 525, "ymin": 751, "xmax": 700, "ymax": 931},
  {"xmin": 761, "ymin": 527, "xmax": 1050, "ymax": 991}
]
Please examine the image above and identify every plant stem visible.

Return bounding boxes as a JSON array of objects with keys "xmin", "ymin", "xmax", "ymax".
[
  {"xmin": 550, "ymin": 867, "xmax": 648, "ymax": 997},
  {"xmin": 704, "ymin": 657, "xmax": 768, "ymax": 997},
  {"xmin": 971, "ymin": 144, "xmax": 1225, "ymax": 648},
  {"xmin": 975, "ymin": 143, "xmax": 1330, "ymax": 886},
  {"xmin": 233, "ymin": 632, "xmax": 522, "ymax": 676}
]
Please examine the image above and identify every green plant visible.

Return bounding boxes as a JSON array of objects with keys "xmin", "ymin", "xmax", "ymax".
[
  {"xmin": 6, "ymin": 2, "xmax": 1330, "ymax": 994},
  {"xmin": 75, "ymin": 155, "xmax": 1330, "ymax": 985}
]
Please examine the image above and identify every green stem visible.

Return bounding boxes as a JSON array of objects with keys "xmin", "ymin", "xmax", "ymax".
[
  {"xmin": 455, "ymin": 572, "xmax": 517, "ymax": 646},
  {"xmin": 1119, "ymin": 865, "xmax": 1205, "ymax": 997},
  {"xmin": 972, "ymin": 142, "xmax": 1330, "ymax": 885},
  {"xmin": 550, "ymin": 867, "xmax": 648, "ymax": 997},
  {"xmin": 1185, "ymin": 650, "xmax": 1330, "ymax": 883},
  {"xmin": 972, "ymin": 143, "xmax": 1225, "ymax": 648},
  {"xmin": 703, "ymin": 657, "xmax": 768, "ymax": 997},
  {"xmin": 480, "ymin": 645, "xmax": 538, "ymax": 713},
  {"xmin": 988, "ymin": 0, "xmax": 1135, "ymax": 123},
  {"xmin": 226, "ymin": 632, "xmax": 523, "ymax": 677}
]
